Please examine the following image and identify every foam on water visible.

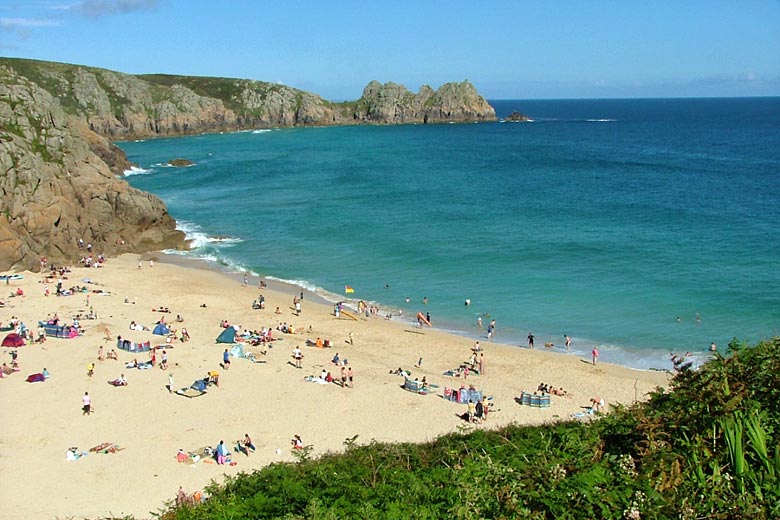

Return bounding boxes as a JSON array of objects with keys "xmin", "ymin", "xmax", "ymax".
[{"xmin": 123, "ymin": 165, "xmax": 152, "ymax": 176}]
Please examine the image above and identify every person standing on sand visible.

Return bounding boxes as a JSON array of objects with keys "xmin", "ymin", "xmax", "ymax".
[
  {"xmin": 592, "ymin": 347, "xmax": 599, "ymax": 365},
  {"xmin": 348, "ymin": 332, "xmax": 354, "ymax": 345},
  {"xmin": 82, "ymin": 392, "xmax": 92, "ymax": 415},
  {"xmin": 168, "ymin": 373, "xmax": 174, "ymax": 393},
  {"xmin": 347, "ymin": 366, "xmax": 354, "ymax": 388},
  {"xmin": 223, "ymin": 348, "xmax": 231, "ymax": 369},
  {"xmin": 478, "ymin": 353, "xmax": 484, "ymax": 374},
  {"xmin": 527, "ymin": 332, "xmax": 535, "ymax": 349},
  {"xmin": 340, "ymin": 366, "xmax": 347, "ymax": 388}
]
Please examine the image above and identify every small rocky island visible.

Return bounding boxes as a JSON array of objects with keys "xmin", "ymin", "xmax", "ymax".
[
  {"xmin": 168, "ymin": 158, "xmax": 195, "ymax": 167},
  {"xmin": 505, "ymin": 111, "xmax": 531, "ymax": 122}
]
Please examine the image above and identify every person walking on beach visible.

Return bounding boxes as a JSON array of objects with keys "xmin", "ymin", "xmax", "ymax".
[
  {"xmin": 527, "ymin": 332, "xmax": 535, "ymax": 349},
  {"xmin": 168, "ymin": 373, "xmax": 174, "ymax": 393},
  {"xmin": 295, "ymin": 300, "xmax": 301, "ymax": 316},
  {"xmin": 82, "ymin": 392, "xmax": 92, "ymax": 415},
  {"xmin": 591, "ymin": 347, "xmax": 599, "ymax": 365},
  {"xmin": 347, "ymin": 366, "xmax": 354, "ymax": 388},
  {"xmin": 223, "ymin": 348, "xmax": 231, "ymax": 369},
  {"xmin": 340, "ymin": 366, "xmax": 347, "ymax": 388},
  {"xmin": 292, "ymin": 346, "xmax": 303, "ymax": 369},
  {"xmin": 564, "ymin": 334, "xmax": 571, "ymax": 350}
]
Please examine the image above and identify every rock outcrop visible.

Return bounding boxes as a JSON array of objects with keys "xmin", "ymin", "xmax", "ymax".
[
  {"xmin": 0, "ymin": 58, "xmax": 496, "ymax": 271},
  {"xmin": 0, "ymin": 66, "xmax": 186, "ymax": 271}
]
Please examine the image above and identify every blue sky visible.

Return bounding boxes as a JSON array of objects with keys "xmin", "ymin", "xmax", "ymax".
[{"xmin": 1, "ymin": 0, "xmax": 778, "ymax": 100}]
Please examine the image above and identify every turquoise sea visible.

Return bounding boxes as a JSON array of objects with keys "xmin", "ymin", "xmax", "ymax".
[{"xmin": 119, "ymin": 97, "xmax": 780, "ymax": 370}]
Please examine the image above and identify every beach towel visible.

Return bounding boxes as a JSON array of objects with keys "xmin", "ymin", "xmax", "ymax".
[
  {"xmin": 26, "ymin": 373, "xmax": 45, "ymax": 383},
  {"xmin": 176, "ymin": 386, "xmax": 207, "ymax": 398}
]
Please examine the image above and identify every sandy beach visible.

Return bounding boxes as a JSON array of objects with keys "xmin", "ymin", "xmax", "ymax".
[{"xmin": 0, "ymin": 254, "xmax": 669, "ymax": 519}]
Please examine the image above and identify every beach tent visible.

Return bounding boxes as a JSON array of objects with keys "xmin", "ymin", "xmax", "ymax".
[
  {"xmin": 152, "ymin": 322, "xmax": 170, "ymax": 336},
  {"xmin": 216, "ymin": 327, "xmax": 236, "ymax": 344},
  {"xmin": 2, "ymin": 333, "xmax": 25, "ymax": 347}
]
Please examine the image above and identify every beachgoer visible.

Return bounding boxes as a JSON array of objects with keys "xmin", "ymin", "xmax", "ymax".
[
  {"xmin": 340, "ymin": 366, "xmax": 347, "ymax": 388},
  {"xmin": 348, "ymin": 332, "xmax": 354, "ymax": 345},
  {"xmin": 709, "ymin": 342, "xmax": 717, "ymax": 352},
  {"xmin": 243, "ymin": 434, "xmax": 256, "ymax": 454},
  {"xmin": 292, "ymin": 347, "xmax": 302, "ymax": 368},
  {"xmin": 320, "ymin": 368, "xmax": 328, "ymax": 380},
  {"xmin": 216, "ymin": 440, "xmax": 229, "ymax": 464},
  {"xmin": 696, "ymin": 312, "xmax": 701, "ymax": 323},
  {"xmin": 97, "ymin": 346, "xmax": 105, "ymax": 361},
  {"xmin": 223, "ymin": 348, "xmax": 231, "ymax": 369},
  {"xmin": 331, "ymin": 353, "xmax": 340, "ymax": 365},
  {"xmin": 426, "ymin": 312, "xmax": 431, "ymax": 325},
  {"xmin": 291, "ymin": 434, "xmax": 303, "ymax": 449},
  {"xmin": 477, "ymin": 315, "xmax": 482, "ymax": 329},
  {"xmin": 467, "ymin": 400, "xmax": 476, "ymax": 423},
  {"xmin": 564, "ymin": 334, "xmax": 571, "ymax": 350},
  {"xmin": 160, "ymin": 350, "xmax": 168, "ymax": 370},
  {"xmin": 295, "ymin": 301, "xmax": 301, "ymax": 316},
  {"xmin": 423, "ymin": 296, "xmax": 428, "ymax": 305},
  {"xmin": 168, "ymin": 373, "xmax": 174, "ymax": 393},
  {"xmin": 478, "ymin": 353, "xmax": 484, "ymax": 374},
  {"xmin": 87, "ymin": 362, "xmax": 95, "ymax": 377},
  {"xmin": 527, "ymin": 332, "xmax": 535, "ymax": 349},
  {"xmin": 82, "ymin": 392, "xmax": 92, "ymax": 415},
  {"xmin": 592, "ymin": 347, "xmax": 599, "ymax": 365},
  {"xmin": 347, "ymin": 366, "xmax": 354, "ymax": 388}
]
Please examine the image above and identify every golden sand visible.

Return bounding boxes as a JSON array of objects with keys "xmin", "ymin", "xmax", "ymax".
[{"xmin": 0, "ymin": 254, "xmax": 669, "ymax": 519}]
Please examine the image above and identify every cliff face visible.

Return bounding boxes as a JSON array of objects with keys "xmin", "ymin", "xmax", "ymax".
[
  {"xmin": 0, "ymin": 58, "xmax": 496, "ymax": 271},
  {"xmin": 1, "ymin": 58, "xmax": 496, "ymax": 142},
  {"xmin": 0, "ymin": 66, "xmax": 185, "ymax": 271}
]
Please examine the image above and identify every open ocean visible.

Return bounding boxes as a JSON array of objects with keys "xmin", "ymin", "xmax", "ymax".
[{"xmin": 118, "ymin": 97, "xmax": 780, "ymax": 370}]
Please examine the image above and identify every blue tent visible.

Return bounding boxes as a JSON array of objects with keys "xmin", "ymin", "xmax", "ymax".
[
  {"xmin": 216, "ymin": 327, "xmax": 236, "ymax": 344},
  {"xmin": 152, "ymin": 322, "xmax": 170, "ymax": 336}
]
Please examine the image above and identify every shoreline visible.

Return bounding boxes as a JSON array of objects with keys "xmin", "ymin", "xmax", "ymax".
[
  {"xmin": 155, "ymin": 246, "xmax": 700, "ymax": 374},
  {"xmin": 0, "ymin": 253, "xmax": 669, "ymax": 519}
]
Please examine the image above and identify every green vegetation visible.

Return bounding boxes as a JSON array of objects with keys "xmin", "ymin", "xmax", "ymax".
[{"xmin": 156, "ymin": 338, "xmax": 779, "ymax": 520}]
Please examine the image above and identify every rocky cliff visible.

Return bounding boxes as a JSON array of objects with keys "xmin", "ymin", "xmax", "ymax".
[
  {"xmin": 1, "ymin": 58, "xmax": 496, "ymax": 143},
  {"xmin": 0, "ymin": 57, "xmax": 496, "ymax": 271},
  {"xmin": 0, "ymin": 65, "xmax": 186, "ymax": 271}
]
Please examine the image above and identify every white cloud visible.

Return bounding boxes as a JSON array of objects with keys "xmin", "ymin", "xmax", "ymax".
[
  {"xmin": 0, "ymin": 17, "xmax": 61, "ymax": 28},
  {"xmin": 69, "ymin": 0, "xmax": 159, "ymax": 17}
]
